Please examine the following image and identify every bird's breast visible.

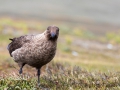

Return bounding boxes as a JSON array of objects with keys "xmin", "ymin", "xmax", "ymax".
[
  {"xmin": 12, "ymin": 38, "xmax": 57, "ymax": 68},
  {"xmin": 24, "ymin": 40, "xmax": 57, "ymax": 67}
]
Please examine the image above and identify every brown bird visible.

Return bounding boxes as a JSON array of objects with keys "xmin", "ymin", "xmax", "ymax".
[{"xmin": 7, "ymin": 25, "xmax": 59, "ymax": 86}]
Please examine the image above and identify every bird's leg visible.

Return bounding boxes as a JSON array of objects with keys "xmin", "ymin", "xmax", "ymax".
[
  {"xmin": 37, "ymin": 68, "xmax": 41, "ymax": 86},
  {"xmin": 19, "ymin": 63, "xmax": 25, "ymax": 74}
]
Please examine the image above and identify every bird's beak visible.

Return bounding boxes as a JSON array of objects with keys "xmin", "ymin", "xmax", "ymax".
[{"xmin": 51, "ymin": 31, "xmax": 56, "ymax": 38}]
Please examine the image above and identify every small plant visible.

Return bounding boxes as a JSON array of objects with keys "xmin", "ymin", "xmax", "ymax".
[{"xmin": 0, "ymin": 62, "xmax": 120, "ymax": 90}]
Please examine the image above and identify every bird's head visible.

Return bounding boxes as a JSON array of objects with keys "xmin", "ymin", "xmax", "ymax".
[{"xmin": 45, "ymin": 25, "xmax": 59, "ymax": 41}]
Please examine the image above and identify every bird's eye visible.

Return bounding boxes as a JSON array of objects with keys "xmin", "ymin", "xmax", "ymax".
[
  {"xmin": 47, "ymin": 26, "xmax": 50, "ymax": 30},
  {"xmin": 56, "ymin": 28, "xmax": 59, "ymax": 31}
]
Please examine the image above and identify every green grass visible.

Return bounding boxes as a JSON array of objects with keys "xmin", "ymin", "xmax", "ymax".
[
  {"xmin": 1, "ymin": 17, "xmax": 120, "ymax": 44},
  {"xmin": 0, "ymin": 62, "xmax": 120, "ymax": 90}
]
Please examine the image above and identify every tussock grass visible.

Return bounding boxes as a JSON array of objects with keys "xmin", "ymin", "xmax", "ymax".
[{"xmin": 0, "ymin": 62, "xmax": 120, "ymax": 90}]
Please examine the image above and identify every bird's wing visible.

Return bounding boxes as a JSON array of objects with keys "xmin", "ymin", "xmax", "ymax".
[{"xmin": 7, "ymin": 35, "xmax": 32, "ymax": 57}]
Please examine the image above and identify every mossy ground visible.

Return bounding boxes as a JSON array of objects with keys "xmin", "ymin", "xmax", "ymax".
[{"xmin": 0, "ymin": 62, "xmax": 120, "ymax": 90}]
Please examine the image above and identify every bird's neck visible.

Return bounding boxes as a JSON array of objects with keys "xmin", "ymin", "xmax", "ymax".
[
  {"xmin": 33, "ymin": 32, "xmax": 57, "ymax": 45},
  {"xmin": 33, "ymin": 33, "xmax": 45, "ymax": 41}
]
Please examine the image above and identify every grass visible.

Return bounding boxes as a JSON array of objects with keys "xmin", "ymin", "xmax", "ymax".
[
  {"xmin": 0, "ymin": 62, "xmax": 120, "ymax": 90},
  {"xmin": 0, "ymin": 17, "xmax": 120, "ymax": 89}
]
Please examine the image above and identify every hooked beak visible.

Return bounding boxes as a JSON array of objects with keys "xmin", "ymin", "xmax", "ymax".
[{"xmin": 51, "ymin": 32, "xmax": 56, "ymax": 38}]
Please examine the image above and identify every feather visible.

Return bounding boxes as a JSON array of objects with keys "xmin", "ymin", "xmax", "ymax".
[
  {"xmin": 9, "ymin": 38, "xmax": 14, "ymax": 41},
  {"xmin": 8, "ymin": 35, "xmax": 31, "ymax": 57}
]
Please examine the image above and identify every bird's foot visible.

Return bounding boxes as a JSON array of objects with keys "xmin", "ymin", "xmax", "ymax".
[
  {"xmin": 19, "ymin": 69, "xmax": 22, "ymax": 74},
  {"xmin": 38, "ymin": 83, "xmax": 40, "ymax": 87},
  {"xmin": 19, "ymin": 69, "xmax": 24, "ymax": 79}
]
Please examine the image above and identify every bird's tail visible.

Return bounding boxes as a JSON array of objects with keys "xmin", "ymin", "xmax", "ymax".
[{"xmin": 9, "ymin": 38, "xmax": 13, "ymax": 41}]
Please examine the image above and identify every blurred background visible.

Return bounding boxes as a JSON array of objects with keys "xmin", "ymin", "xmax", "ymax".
[{"xmin": 0, "ymin": 0, "xmax": 120, "ymax": 74}]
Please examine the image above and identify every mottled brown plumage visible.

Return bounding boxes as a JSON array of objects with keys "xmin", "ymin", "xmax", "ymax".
[{"xmin": 7, "ymin": 25, "xmax": 59, "ymax": 86}]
